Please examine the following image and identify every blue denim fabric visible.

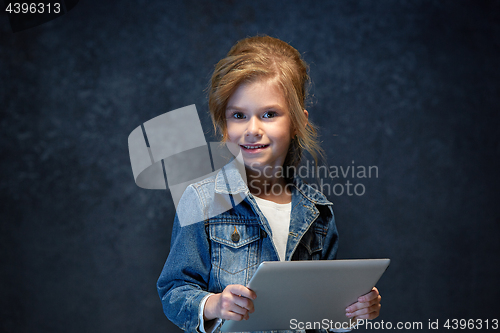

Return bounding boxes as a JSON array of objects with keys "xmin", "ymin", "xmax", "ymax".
[{"xmin": 157, "ymin": 161, "xmax": 339, "ymax": 333}]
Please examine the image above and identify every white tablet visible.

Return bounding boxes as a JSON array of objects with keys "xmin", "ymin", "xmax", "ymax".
[{"xmin": 220, "ymin": 259, "xmax": 390, "ymax": 332}]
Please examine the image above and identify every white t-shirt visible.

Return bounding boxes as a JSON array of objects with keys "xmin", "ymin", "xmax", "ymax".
[{"xmin": 253, "ymin": 196, "xmax": 291, "ymax": 262}]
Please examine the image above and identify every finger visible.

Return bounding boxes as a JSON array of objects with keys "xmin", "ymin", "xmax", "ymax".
[
  {"xmin": 220, "ymin": 298, "xmax": 251, "ymax": 321},
  {"xmin": 346, "ymin": 295, "xmax": 381, "ymax": 316},
  {"xmin": 228, "ymin": 302, "xmax": 251, "ymax": 316},
  {"xmin": 361, "ymin": 295, "xmax": 381, "ymax": 308},
  {"xmin": 232, "ymin": 294, "xmax": 255, "ymax": 314},
  {"xmin": 221, "ymin": 307, "xmax": 248, "ymax": 321},
  {"xmin": 225, "ymin": 287, "xmax": 255, "ymax": 313},
  {"xmin": 346, "ymin": 293, "xmax": 381, "ymax": 313},
  {"xmin": 228, "ymin": 284, "xmax": 257, "ymax": 300},
  {"xmin": 353, "ymin": 307, "xmax": 380, "ymax": 321},
  {"xmin": 348, "ymin": 303, "xmax": 381, "ymax": 320},
  {"xmin": 357, "ymin": 287, "xmax": 379, "ymax": 303},
  {"xmin": 220, "ymin": 291, "xmax": 254, "ymax": 317}
]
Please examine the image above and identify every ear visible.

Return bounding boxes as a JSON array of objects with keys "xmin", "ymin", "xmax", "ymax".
[
  {"xmin": 302, "ymin": 109, "xmax": 309, "ymax": 132},
  {"xmin": 303, "ymin": 109, "xmax": 309, "ymax": 127}
]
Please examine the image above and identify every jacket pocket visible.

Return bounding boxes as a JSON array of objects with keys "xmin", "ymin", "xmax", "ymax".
[{"xmin": 208, "ymin": 221, "xmax": 261, "ymax": 289}]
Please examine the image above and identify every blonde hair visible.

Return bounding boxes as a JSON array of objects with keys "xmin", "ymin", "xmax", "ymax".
[{"xmin": 208, "ymin": 35, "xmax": 323, "ymax": 171}]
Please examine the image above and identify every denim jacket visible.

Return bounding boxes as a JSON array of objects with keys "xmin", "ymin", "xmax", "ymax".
[{"xmin": 157, "ymin": 160, "xmax": 339, "ymax": 333}]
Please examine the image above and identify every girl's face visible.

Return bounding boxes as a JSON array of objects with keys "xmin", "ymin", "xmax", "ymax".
[{"xmin": 225, "ymin": 79, "xmax": 293, "ymax": 173}]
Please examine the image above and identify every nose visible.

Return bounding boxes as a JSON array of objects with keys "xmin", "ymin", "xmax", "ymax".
[{"xmin": 245, "ymin": 116, "xmax": 262, "ymax": 138}]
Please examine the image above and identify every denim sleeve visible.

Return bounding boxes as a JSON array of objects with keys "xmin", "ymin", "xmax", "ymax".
[
  {"xmin": 321, "ymin": 205, "xmax": 339, "ymax": 260},
  {"xmin": 315, "ymin": 206, "xmax": 340, "ymax": 333},
  {"xmin": 157, "ymin": 185, "xmax": 213, "ymax": 332}
]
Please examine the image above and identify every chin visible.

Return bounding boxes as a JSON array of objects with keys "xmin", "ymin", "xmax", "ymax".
[{"xmin": 243, "ymin": 160, "xmax": 265, "ymax": 169}]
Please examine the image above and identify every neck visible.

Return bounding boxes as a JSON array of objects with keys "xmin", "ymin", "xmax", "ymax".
[{"xmin": 246, "ymin": 166, "xmax": 292, "ymax": 204}]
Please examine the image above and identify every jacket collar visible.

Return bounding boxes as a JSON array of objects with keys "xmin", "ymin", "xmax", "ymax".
[
  {"xmin": 214, "ymin": 159, "xmax": 332, "ymax": 206},
  {"xmin": 214, "ymin": 159, "xmax": 248, "ymax": 195},
  {"xmin": 291, "ymin": 177, "xmax": 333, "ymax": 206}
]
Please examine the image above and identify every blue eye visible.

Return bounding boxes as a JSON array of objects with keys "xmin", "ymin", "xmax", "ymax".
[
  {"xmin": 263, "ymin": 111, "xmax": 276, "ymax": 118},
  {"xmin": 231, "ymin": 112, "xmax": 245, "ymax": 119}
]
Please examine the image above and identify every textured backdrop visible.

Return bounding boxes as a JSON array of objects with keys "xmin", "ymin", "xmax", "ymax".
[{"xmin": 1, "ymin": 1, "xmax": 499, "ymax": 332}]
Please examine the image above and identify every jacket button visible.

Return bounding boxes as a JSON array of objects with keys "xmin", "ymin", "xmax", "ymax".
[
  {"xmin": 260, "ymin": 229, "xmax": 267, "ymax": 238},
  {"xmin": 231, "ymin": 227, "xmax": 240, "ymax": 243}
]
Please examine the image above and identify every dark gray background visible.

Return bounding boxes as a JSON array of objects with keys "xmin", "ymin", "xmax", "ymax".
[{"xmin": 1, "ymin": 1, "xmax": 499, "ymax": 332}]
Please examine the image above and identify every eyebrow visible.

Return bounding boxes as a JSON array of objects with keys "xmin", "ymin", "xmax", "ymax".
[
  {"xmin": 225, "ymin": 104, "xmax": 285, "ymax": 112},
  {"xmin": 225, "ymin": 106, "xmax": 242, "ymax": 112}
]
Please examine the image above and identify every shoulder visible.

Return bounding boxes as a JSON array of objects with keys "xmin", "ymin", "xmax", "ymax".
[
  {"xmin": 186, "ymin": 173, "xmax": 218, "ymax": 199},
  {"xmin": 179, "ymin": 172, "xmax": 217, "ymax": 205},
  {"xmin": 175, "ymin": 174, "xmax": 217, "ymax": 227},
  {"xmin": 176, "ymin": 160, "xmax": 248, "ymax": 226}
]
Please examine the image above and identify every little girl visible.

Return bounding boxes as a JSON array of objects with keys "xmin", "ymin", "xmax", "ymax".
[{"xmin": 157, "ymin": 36, "xmax": 381, "ymax": 333}]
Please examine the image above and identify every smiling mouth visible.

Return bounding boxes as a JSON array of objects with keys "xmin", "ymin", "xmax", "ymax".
[{"xmin": 240, "ymin": 144, "xmax": 269, "ymax": 150}]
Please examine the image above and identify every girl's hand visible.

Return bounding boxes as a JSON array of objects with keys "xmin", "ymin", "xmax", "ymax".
[
  {"xmin": 345, "ymin": 287, "xmax": 381, "ymax": 321},
  {"xmin": 203, "ymin": 284, "xmax": 257, "ymax": 322}
]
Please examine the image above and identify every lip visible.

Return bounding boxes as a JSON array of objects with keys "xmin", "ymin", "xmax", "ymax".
[{"xmin": 239, "ymin": 144, "xmax": 270, "ymax": 153}]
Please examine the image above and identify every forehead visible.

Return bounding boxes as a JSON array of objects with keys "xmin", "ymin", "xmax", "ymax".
[{"xmin": 226, "ymin": 78, "xmax": 287, "ymax": 111}]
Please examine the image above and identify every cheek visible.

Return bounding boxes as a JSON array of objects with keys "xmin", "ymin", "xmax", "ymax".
[
  {"xmin": 225, "ymin": 126, "xmax": 235, "ymax": 141},
  {"xmin": 274, "ymin": 126, "xmax": 293, "ymax": 145},
  {"xmin": 223, "ymin": 127, "xmax": 241, "ymax": 157},
  {"xmin": 224, "ymin": 121, "xmax": 234, "ymax": 140},
  {"xmin": 226, "ymin": 119, "xmax": 250, "ymax": 135}
]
